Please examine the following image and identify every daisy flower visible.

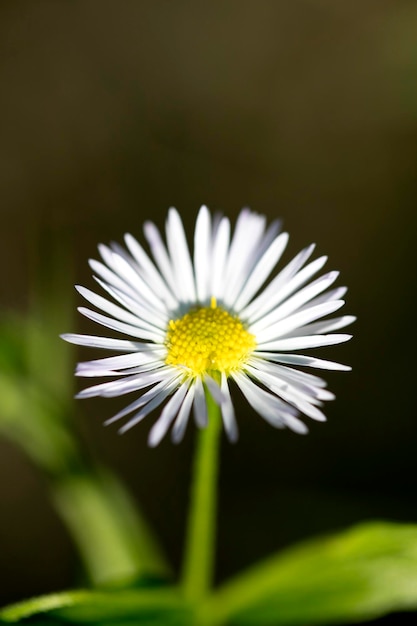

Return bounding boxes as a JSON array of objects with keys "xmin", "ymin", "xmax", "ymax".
[{"xmin": 62, "ymin": 206, "xmax": 354, "ymax": 446}]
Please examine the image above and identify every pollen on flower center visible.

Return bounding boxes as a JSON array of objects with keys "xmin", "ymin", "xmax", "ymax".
[{"xmin": 165, "ymin": 297, "xmax": 256, "ymax": 376}]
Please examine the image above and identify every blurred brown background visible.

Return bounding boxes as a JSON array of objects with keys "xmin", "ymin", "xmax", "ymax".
[{"xmin": 1, "ymin": 1, "xmax": 417, "ymax": 622}]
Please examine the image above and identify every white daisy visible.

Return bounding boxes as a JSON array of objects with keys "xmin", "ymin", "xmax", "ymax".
[{"xmin": 62, "ymin": 206, "xmax": 354, "ymax": 446}]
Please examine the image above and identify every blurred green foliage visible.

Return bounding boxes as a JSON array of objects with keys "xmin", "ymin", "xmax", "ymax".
[
  {"xmin": 0, "ymin": 251, "xmax": 170, "ymax": 590},
  {"xmin": 4, "ymin": 522, "xmax": 417, "ymax": 625}
]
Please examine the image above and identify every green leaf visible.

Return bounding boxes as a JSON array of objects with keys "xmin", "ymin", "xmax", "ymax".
[
  {"xmin": 0, "ymin": 370, "xmax": 79, "ymax": 475},
  {"xmin": 204, "ymin": 521, "xmax": 417, "ymax": 625},
  {"xmin": 52, "ymin": 470, "xmax": 170, "ymax": 586},
  {"xmin": 0, "ymin": 588, "xmax": 192, "ymax": 624}
]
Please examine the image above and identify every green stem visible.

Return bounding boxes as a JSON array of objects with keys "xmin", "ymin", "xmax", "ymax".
[{"xmin": 182, "ymin": 394, "xmax": 222, "ymax": 604}]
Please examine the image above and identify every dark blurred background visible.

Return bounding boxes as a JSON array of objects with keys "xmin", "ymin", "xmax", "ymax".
[{"xmin": 1, "ymin": 1, "xmax": 417, "ymax": 623}]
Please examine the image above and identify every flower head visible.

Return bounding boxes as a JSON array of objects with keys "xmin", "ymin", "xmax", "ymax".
[{"xmin": 62, "ymin": 206, "xmax": 354, "ymax": 446}]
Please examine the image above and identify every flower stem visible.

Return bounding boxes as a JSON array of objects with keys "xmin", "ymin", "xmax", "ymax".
[{"xmin": 182, "ymin": 393, "xmax": 222, "ymax": 604}]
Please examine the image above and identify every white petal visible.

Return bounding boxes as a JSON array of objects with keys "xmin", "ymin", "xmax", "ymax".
[
  {"xmin": 76, "ymin": 362, "xmax": 163, "ymax": 378},
  {"xmin": 193, "ymin": 376, "xmax": 208, "ymax": 428},
  {"xmin": 232, "ymin": 232, "xmax": 289, "ymax": 312},
  {"xmin": 252, "ymin": 270, "xmax": 339, "ymax": 336},
  {"xmin": 204, "ymin": 374, "xmax": 225, "ymax": 405},
  {"xmin": 172, "ymin": 384, "xmax": 195, "ymax": 443},
  {"xmin": 76, "ymin": 367, "xmax": 174, "ymax": 399},
  {"xmin": 248, "ymin": 357, "xmax": 326, "ymax": 396},
  {"xmin": 166, "ymin": 208, "xmax": 196, "ymax": 304},
  {"xmin": 300, "ymin": 286, "xmax": 348, "ymax": 310},
  {"xmin": 98, "ymin": 246, "xmax": 168, "ymax": 314},
  {"xmin": 105, "ymin": 375, "xmax": 180, "ymax": 424},
  {"xmin": 249, "ymin": 355, "xmax": 330, "ymax": 392},
  {"xmin": 253, "ymin": 300, "xmax": 345, "ymax": 343},
  {"xmin": 210, "ymin": 217, "xmax": 231, "ymax": 300},
  {"xmin": 281, "ymin": 392, "xmax": 327, "ymax": 422},
  {"xmin": 124, "ymin": 233, "xmax": 178, "ymax": 309},
  {"xmin": 104, "ymin": 363, "xmax": 168, "ymax": 376},
  {"xmin": 78, "ymin": 307, "xmax": 164, "ymax": 342},
  {"xmin": 257, "ymin": 352, "xmax": 352, "ymax": 371},
  {"xmin": 228, "ymin": 215, "xmax": 283, "ymax": 306},
  {"xmin": 232, "ymin": 372, "xmax": 305, "ymax": 432},
  {"xmin": 89, "ymin": 259, "xmax": 167, "ymax": 320},
  {"xmin": 316, "ymin": 388, "xmax": 336, "ymax": 401},
  {"xmin": 258, "ymin": 218, "xmax": 283, "ymax": 256},
  {"xmin": 76, "ymin": 351, "xmax": 161, "ymax": 371},
  {"xmin": 223, "ymin": 211, "xmax": 267, "ymax": 306},
  {"xmin": 118, "ymin": 382, "xmax": 178, "ymax": 434},
  {"xmin": 143, "ymin": 220, "xmax": 177, "ymax": 292},
  {"xmin": 94, "ymin": 278, "xmax": 169, "ymax": 328},
  {"xmin": 76, "ymin": 286, "xmax": 166, "ymax": 337},
  {"xmin": 76, "ymin": 353, "xmax": 164, "ymax": 377},
  {"xmin": 61, "ymin": 333, "xmax": 140, "ymax": 351},
  {"xmin": 257, "ymin": 334, "xmax": 352, "ymax": 351},
  {"xmin": 246, "ymin": 360, "xmax": 314, "ymax": 399},
  {"xmin": 245, "ymin": 364, "xmax": 327, "ymax": 422},
  {"xmin": 89, "ymin": 258, "xmax": 145, "ymax": 303},
  {"xmin": 282, "ymin": 315, "xmax": 356, "ymax": 338},
  {"xmin": 148, "ymin": 383, "xmax": 189, "ymax": 446},
  {"xmin": 220, "ymin": 373, "xmax": 238, "ymax": 442},
  {"xmin": 211, "ymin": 211, "xmax": 223, "ymax": 239},
  {"xmin": 194, "ymin": 205, "xmax": 212, "ymax": 303},
  {"xmin": 249, "ymin": 357, "xmax": 335, "ymax": 404},
  {"xmin": 241, "ymin": 244, "xmax": 317, "ymax": 321}
]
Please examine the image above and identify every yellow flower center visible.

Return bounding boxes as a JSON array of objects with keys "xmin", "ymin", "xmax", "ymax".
[{"xmin": 165, "ymin": 298, "xmax": 256, "ymax": 376}]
